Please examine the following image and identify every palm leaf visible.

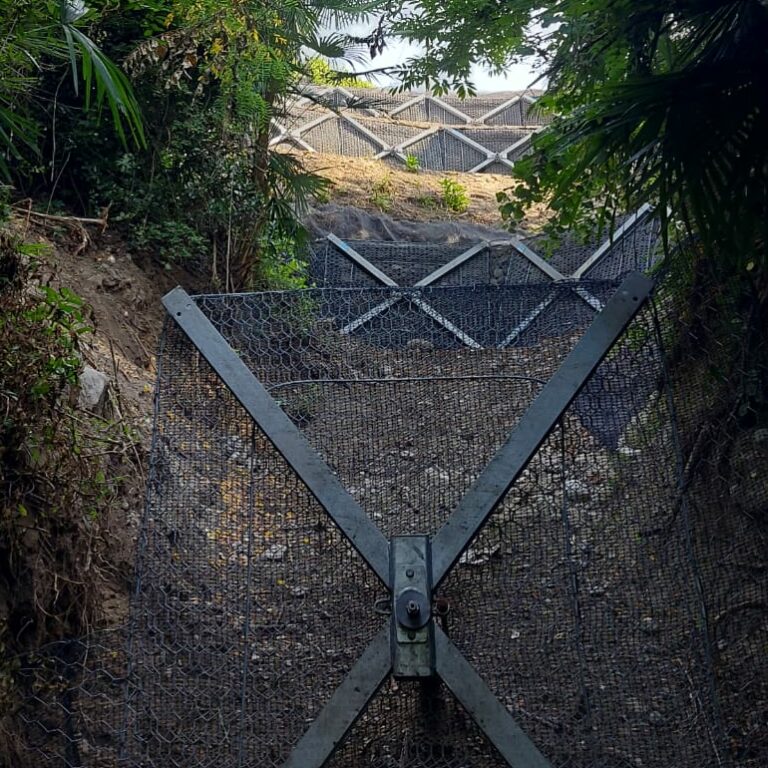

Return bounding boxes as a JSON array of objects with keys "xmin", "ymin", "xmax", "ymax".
[{"xmin": 60, "ymin": 21, "xmax": 145, "ymax": 147}]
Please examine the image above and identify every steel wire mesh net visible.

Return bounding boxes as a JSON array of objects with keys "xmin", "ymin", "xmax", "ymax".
[
  {"xmin": 307, "ymin": 220, "xmax": 663, "ymax": 296},
  {"xmin": 135, "ymin": 285, "xmax": 719, "ymax": 768},
  {"xmin": 656, "ymin": 287, "xmax": 768, "ymax": 765},
  {"xmin": 7, "ymin": 281, "xmax": 767, "ymax": 768},
  {"xmin": 125, "ymin": 331, "xmax": 385, "ymax": 768},
  {"xmin": 6, "ymin": 631, "xmax": 129, "ymax": 767},
  {"xmin": 282, "ymin": 89, "xmax": 550, "ymax": 127},
  {"xmin": 274, "ymin": 94, "xmax": 544, "ymax": 173}
]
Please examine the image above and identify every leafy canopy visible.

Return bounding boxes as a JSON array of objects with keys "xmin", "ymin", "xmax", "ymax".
[
  {"xmin": 387, "ymin": 0, "xmax": 768, "ymax": 282},
  {"xmin": 118, "ymin": 0, "xmax": 378, "ymax": 289},
  {"xmin": 0, "ymin": 0, "xmax": 144, "ymax": 179}
]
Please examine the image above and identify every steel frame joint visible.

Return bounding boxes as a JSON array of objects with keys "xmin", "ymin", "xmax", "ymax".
[{"xmin": 390, "ymin": 535, "xmax": 435, "ymax": 679}]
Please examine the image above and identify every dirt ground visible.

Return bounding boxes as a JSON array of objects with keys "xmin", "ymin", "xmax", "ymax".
[
  {"xmin": 7, "ymin": 161, "xmax": 526, "ymax": 627},
  {"xmin": 14, "ymin": 215, "xmax": 204, "ymax": 432},
  {"xmin": 5, "ymin": 214, "xmax": 206, "ymax": 634},
  {"xmin": 299, "ymin": 153, "xmax": 550, "ymax": 232}
]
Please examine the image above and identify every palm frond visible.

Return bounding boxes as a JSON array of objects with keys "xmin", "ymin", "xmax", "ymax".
[{"xmin": 60, "ymin": 22, "xmax": 145, "ymax": 147}]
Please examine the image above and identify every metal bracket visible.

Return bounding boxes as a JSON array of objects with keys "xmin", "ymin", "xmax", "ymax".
[{"xmin": 391, "ymin": 536, "xmax": 434, "ymax": 679}]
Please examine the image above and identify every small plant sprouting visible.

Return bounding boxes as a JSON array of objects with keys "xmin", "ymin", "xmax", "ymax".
[
  {"xmin": 404, "ymin": 154, "xmax": 421, "ymax": 173},
  {"xmin": 370, "ymin": 175, "xmax": 394, "ymax": 212},
  {"xmin": 416, "ymin": 194, "xmax": 438, "ymax": 210},
  {"xmin": 439, "ymin": 178, "xmax": 470, "ymax": 213}
]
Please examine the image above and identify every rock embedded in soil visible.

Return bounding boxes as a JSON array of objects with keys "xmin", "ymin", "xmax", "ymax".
[
  {"xmin": 77, "ymin": 365, "xmax": 110, "ymax": 414},
  {"xmin": 262, "ymin": 544, "xmax": 287, "ymax": 561},
  {"xmin": 459, "ymin": 544, "xmax": 501, "ymax": 566},
  {"xmin": 640, "ymin": 616, "xmax": 661, "ymax": 635},
  {"xmin": 425, "ymin": 466, "xmax": 450, "ymax": 483}
]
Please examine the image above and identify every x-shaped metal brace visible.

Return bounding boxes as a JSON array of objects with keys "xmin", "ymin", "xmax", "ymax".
[
  {"xmin": 326, "ymin": 210, "xmax": 652, "ymax": 351},
  {"xmin": 163, "ymin": 272, "xmax": 653, "ymax": 768},
  {"xmin": 270, "ymin": 91, "xmax": 543, "ymax": 171},
  {"xmin": 329, "ymin": 234, "xmax": 486, "ymax": 348},
  {"xmin": 500, "ymin": 205, "xmax": 654, "ymax": 347}
]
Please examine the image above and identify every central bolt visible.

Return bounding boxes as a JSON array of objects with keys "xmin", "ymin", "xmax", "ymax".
[{"xmin": 406, "ymin": 600, "xmax": 420, "ymax": 617}]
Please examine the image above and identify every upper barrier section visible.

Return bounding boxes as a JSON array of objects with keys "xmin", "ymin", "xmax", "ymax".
[{"xmin": 271, "ymin": 87, "xmax": 550, "ymax": 173}]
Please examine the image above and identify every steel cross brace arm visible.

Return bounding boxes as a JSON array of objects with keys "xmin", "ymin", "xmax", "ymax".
[
  {"xmin": 163, "ymin": 273, "xmax": 653, "ymax": 768},
  {"xmin": 431, "ymin": 272, "xmax": 652, "ymax": 583},
  {"xmin": 286, "ymin": 621, "xmax": 551, "ymax": 768},
  {"xmin": 162, "ymin": 288, "xmax": 391, "ymax": 587},
  {"xmin": 329, "ymin": 234, "xmax": 484, "ymax": 349},
  {"xmin": 283, "ymin": 273, "xmax": 653, "ymax": 768},
  {"xmin": 283, "ymin": 625, "xmax": 393, "ymax": 768},
  {"xmin": 500, "ymin": 205, "xmax": 654, "ymax": 348}
]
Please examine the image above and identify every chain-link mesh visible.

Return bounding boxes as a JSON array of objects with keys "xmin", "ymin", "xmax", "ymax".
[
  {"xmin": 272, "ymin": 89, "xmax": 550, "ymax": 173},
  {"xmin": 4, "ymin": 630, "xmax": 128, "ymax": 767},
  {"xmin": 657, "ymin": 285, "xmax": 768, "ymax": 766},
  {"xmin": 308, "ymin": 215, "xmax": 662, "ymax": 293},
  {"xmin": 7, "ymin": 279, "xmax": 767, "ymax": 768}
]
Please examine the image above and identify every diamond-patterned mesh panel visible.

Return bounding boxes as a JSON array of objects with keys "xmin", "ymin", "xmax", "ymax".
[
  {"xmin": 462, "ymin": 128, "xmax": 529, "ymax": 154},
  {"xmin": 393, "ymin": 98, "xmax": 468, "ymax": 125},
  {"xmin": 283, "ymin": 89, "xmax": 548, "ymax": 126},
  {"xmin": 404, "ymin": 132, "xmax": 488, "ymax": 172},
  {"xmin": 308, "ymin": 224, "xmax": 663, "ymax": 299},
  {"xmin": 372, "ymin": 121, "xmax": 427, "ymax": 147},
  {"xmin": 581, "ymin": 217, "xmax": 664, "ymax": 279},
  {"xmin": 273, "ymin": 90, "xmax": 547, "ymax": 172},
  {"xmin": 299, "ymin": 116, "xmax": 383, "ymax": 156}
]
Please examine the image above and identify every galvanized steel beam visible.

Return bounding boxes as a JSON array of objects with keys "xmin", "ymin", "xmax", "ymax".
[
  {"xmin": 163, "ymin": 287, "xmax": 392, "ymax": 587},
  {"xmin": 432, "ymin": 272, "xmax": 654, "ymax": 584}
]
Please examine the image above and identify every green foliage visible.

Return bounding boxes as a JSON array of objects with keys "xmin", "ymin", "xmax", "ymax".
[
  {"xmin": 23, "ymin": 286, "xmax": 92, "ymax": 396},
  {"xmin": 0, "ymin": 0, "xmax": 145, "ymax": 179},
  {"xmin": 416, "ymin": 193, "xmax": 438, "ymax": 210},
  {"xmin": 306, "ymin": 57, "xmax": 372, "ymax": 88},
  {"xmin": 384, "ymin": 0, "xmax": 531, "ymax": 95},
  {"xmin": 3, "ymin": 0, "xmax": 376, "ymax": 290},
  {"xmin": 134, "ymin": 220, "xmax": 209, "ymax": 270},
  {"xmin": 404, "ymin": 154, "xmax": 421, "ymax": 173},
  {"xmin": 0, "ymin": 230, "xmax": 133, "ymax": 661},
  {"xmin": 439, "ymin": 178, "xmax": 469, "ymax": 213},
  {"xmin": 257, "ymin": 248, "xmax": 311, "ymax": 290},
  {"xmin": 77, "ymin": 93, "xmax": 329, "ymax": 285},
  {"xmin": 370, "ymin": 175, "xmax": 394, "ymax": 212},
  {"xmin": 389, "ymin": 0, "xmax": 768, "ymax": 288},
  {"xmin": 67, "ymin": 0, "xmax": 372, "ymax": 290},
  {"xmin": 1, "ymin": 242, "xmax": 88, "ymax": 408}
]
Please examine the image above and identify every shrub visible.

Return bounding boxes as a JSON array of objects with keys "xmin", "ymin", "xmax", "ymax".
[
  {"xmin": 404, "ymin": 154, "xmax": 421, "ymax": 173},
  {"xmin": 370, "ymin": 176, "xmax": 394, "ymax": 212},
  {"xmin": 439, "ymin": 178, "xmax": 470, "ymax": 213},
  {"xmin": 0, "ymin": 231, "xmax": 136, "ymax": 663}
]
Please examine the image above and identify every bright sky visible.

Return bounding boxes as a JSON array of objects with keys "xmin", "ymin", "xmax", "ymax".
[{"xmin": 341, "ymin": 26, "xmax": 543, "ymax": 93}]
